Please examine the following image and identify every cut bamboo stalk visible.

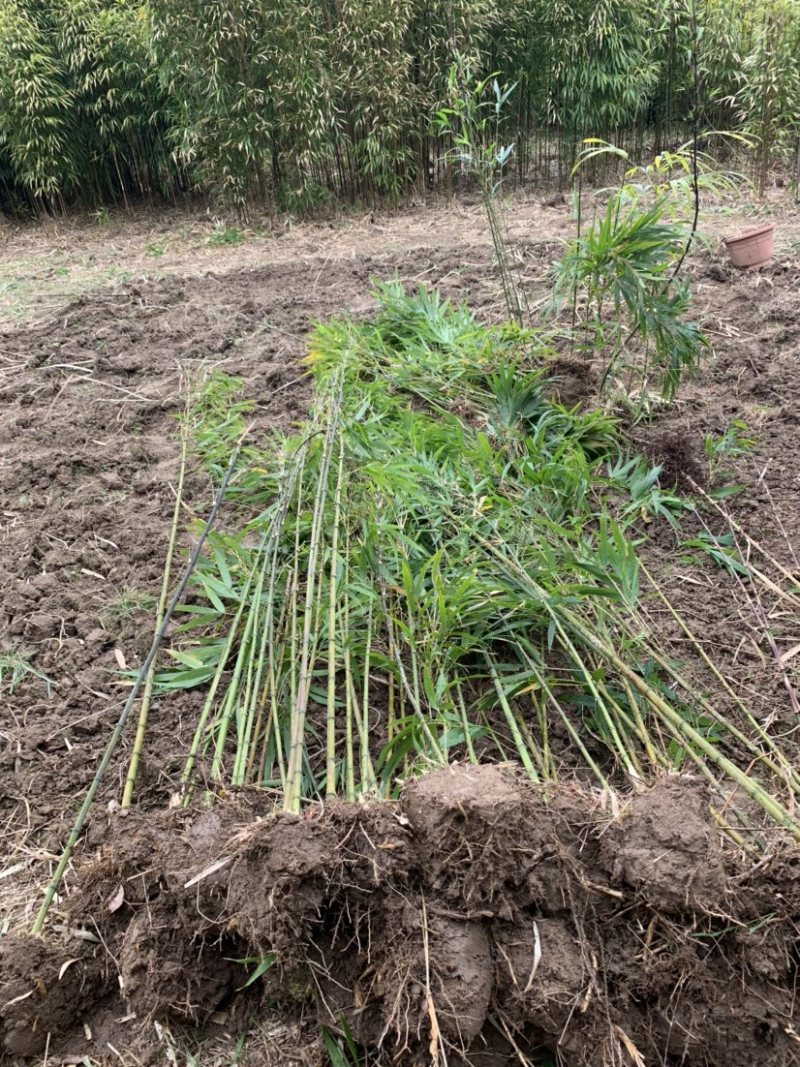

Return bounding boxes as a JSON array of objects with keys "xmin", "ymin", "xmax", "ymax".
[
  {"xmin": 121, "ymin": 402, "xmax": 189, "ymax": 807},
  {"xmin": 325, "ymin": 437, "xmax": 345, "ymax": 796},
  {"xmin": 33, "ymin": 445, "xmax": 242, "ymax": 935}
]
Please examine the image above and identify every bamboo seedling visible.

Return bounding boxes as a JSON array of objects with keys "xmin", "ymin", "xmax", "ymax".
[{"xmin": 436, "ymin": 59, "xmax": 527, "ymax": 326}]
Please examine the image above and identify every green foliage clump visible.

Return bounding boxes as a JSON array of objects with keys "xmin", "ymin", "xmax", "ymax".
[
  {"xmin": 160, "ymin": 284, "xmax": 800, "ymax": 840},
  {"xmin": 552, "ymin": 190, "xmax": 707, "ymax": 403},
  {"xmin": 0, "ymin": 646, "xmax": 53, "ymax": 695}
]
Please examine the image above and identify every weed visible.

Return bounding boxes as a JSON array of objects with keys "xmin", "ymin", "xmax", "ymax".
[
  {"xmin": 322, "ymin": 1018, "xmax": 361, "ymax": 1067},
  {"xmin": 704, "ymin": 418, "xmax": 756, "ymax": 486},
  {"xmin": 226, "ymin": 952, "xmax": 277, "ymax": 990},
  {"xmin": 145, "ymin": 239, "xmax": 166, "ymax": 258},
  {"xmin": 106, "ymin": 587, "xmax": 158, "ymax": 621},
  {"xmin": 681, "ymin": 531, "xmax": 750, "ymax": 575},
  {"xmin": 208, "ymin": 225, "xmax": 245, "ymax": 247},
  {"xmin": 0, "ymin": 646, "xmax": 53, "ymax": 695},
  {"xmin": 153, "ymin": 1025, "xmax": 247, "ymax": 1066}
]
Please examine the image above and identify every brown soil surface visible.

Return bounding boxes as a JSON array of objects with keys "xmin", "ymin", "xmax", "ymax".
[{"xmin": 1, "ymin": 194, "xmax": 799, "ymax": 1064}]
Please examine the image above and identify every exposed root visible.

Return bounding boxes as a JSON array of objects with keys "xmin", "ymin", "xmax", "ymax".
[{"xmin": 4, "ymin": 768, "xmax": 799, "ymax": 1066}]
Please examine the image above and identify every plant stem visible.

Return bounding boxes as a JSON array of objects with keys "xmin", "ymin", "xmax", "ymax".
[
  {"xmin": 285, "ymin": 385, "xmax": 341, "ymax": 812},
  {"xmin": 33, "ymin": 444, "xmax": 241, "ymax": 935},
  {"xmin": 121, "ymin": 404, "xmax": 189, "ymax": 807},
  {"xmin": 325, "ymin": 438, "xmax": 345, "ymax": 796},
  {"xmin": 361, "ymin": 603, "xmax": 377, "ymax": 792},
  {"xmin": 487, "ymin": 655, "xmax": 541, "ymax": 782},
  {"xmin": 561, "ymin": 605, "xmax": 800, "ymax": 839}
]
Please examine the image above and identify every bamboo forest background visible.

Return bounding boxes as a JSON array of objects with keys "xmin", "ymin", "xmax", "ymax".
[{"xmin": 1, "ymin": 0, "xmax": 799, "ymax": 216}]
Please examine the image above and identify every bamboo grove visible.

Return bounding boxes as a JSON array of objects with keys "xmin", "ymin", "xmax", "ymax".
[{"xmin": 1, "ymin": 0, "xmax": 799, "ymax": 215}]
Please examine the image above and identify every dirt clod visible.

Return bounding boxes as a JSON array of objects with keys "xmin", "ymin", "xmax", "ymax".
[
  {"xmin": 429, "ymin": 916, "xmax": 493, "ymax": 1041},
  {"xmin": 0, "ymin": 935, "xmax": 102, "ymax": 1057},
  {"xmin": 601, "ymin": 776, "xmax": 726, "ymax": 910}
]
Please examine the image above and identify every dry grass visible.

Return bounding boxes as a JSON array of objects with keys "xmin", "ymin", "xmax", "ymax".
[{"xmin": 3, "ymin": 191, "xmax": 800, "ymax": 329}]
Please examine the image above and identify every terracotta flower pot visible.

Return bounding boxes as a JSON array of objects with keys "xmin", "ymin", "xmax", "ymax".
[{"xmin": 723, "ymin": 222, "xmax": 775, "ymax": 270}]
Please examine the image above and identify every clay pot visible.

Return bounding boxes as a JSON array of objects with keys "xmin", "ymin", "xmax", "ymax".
[{"xmin": 723, "ymin": 222, "xmax": 775, "ymax": 269}]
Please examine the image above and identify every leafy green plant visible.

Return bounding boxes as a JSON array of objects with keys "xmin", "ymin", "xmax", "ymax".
[
  {"xmin": 668, "ymin": 709, "xmax": 727, "ymax": 769},
  {"xmin": 681, "ymin": 530, "xmax": 750, "ymax": 575},
  {"xmin": 106, "ymin": 587, "xmax": 157, "ymax": 621},
  {"xmin": 704, "ymin": 418, "xmax": 756, "ymax": 486},
  {"xmin": 735, "ymin": 0, "xmax": 800, "ymax": 194},
  {"xmin": 0, "ymin": 0, "xmax": 174, "ymax": 212},
  {"xmin": 0, "ymin": 646, "xmax": 53, "ymax": 695},
  {"xmin": 276, "ymin": 179, "xmax": 331, "ymax": 216},
  {"xmin": 485, "ymin": 364, "xmax": 548, "ymax": 436},
  {"xmin": 435, "ymin": 59, "xmax": 524, "ymax": 324},
  {"xmin": 552, "ymin": 185, "xmax": 707, "ymax": 402},
  {"xmin": 606, "ymin": 454, "xmax": 692, "ymax": 529},
  {"xmin": 322, "ymin": 1018, "xmax": 362, "ymax": 1067},
  {"xmin": 226, "ymin": 952, "xmax": 277, "ymax": 990},
  {"xmin": 208, "ymin": 224, "xmax": 245, "ymax": 247},
  {"xmin": 600, "ymin": 139, "xmax": 751, "ymax": 221},
  {"xmin": 545, "ymin": 0, "xmax": 660, "ymax": 173},
  {"xmin": 189, "ymin": 369, "xmax": 253, "ymax": 482}
]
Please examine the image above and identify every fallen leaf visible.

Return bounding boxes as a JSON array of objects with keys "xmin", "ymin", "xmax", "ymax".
[
  {"xmin": 779, "ymin": 642, "xmax": 800, "ymax": 667},
  {"xmin": 614, "ymin": 1025, "xmax": 646, "ymax": 1067},
  {"xmin": 2, "ymin": 990, "xmax": 33, "ymax": 1010},
  {"xmin": 59, "ymin": 958, "xmax": 81, "ymax": 981},
  {"xmin": 107, "ymin": 884, "xmax": 124, "ymax": 913}
]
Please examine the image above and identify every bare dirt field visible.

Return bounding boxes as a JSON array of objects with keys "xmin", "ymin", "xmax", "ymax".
[{"xmin": 1, "ymin": 194, "xmax": 799, "ymax": 1066}]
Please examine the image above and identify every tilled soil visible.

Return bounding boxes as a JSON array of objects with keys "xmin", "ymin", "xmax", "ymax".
[{"xmin": 1, "ymin": 199, "xmax": 799, "ymax": 1064}]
